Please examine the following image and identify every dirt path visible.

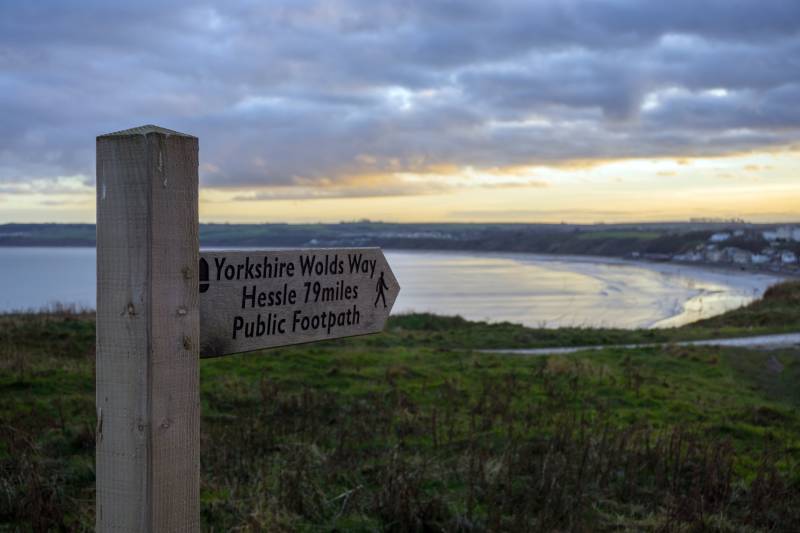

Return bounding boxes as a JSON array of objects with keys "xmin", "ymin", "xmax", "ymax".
[{"xmin": 484, "ymin": 332, "xmax": 800, "ymax": 356}]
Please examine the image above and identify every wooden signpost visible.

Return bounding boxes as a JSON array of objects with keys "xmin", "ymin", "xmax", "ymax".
[
  {"xmin": 199, "ymin": 249, "xmax": 398, "ymax": 357},
  {"xmin": 95, "ymin": 125, "xmax": 399, "ymax": 531}
]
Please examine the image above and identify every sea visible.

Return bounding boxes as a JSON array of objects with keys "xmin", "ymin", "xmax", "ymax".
[{"xmin": 0, "ymin": 247, "xmax": 784, "ymax": 329}]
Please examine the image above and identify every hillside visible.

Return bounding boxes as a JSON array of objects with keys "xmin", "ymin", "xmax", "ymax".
[
  {"xmin": 0, "ymin": 221, "xmax": 790, "ymax": 258},
  {"xmin": 1, "ymin": 283, "xmax": 799, "ymax": 530}
]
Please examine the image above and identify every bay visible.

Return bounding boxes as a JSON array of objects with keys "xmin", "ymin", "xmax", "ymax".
[{"xmin": 0, "ymin": 247, "xmax": 783, "ymax": 329}]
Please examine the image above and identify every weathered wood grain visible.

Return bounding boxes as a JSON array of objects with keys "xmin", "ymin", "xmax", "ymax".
[
  {"xmin": 96, "ymin": 125, "xmax": 200, "ymax": 531},
  {"xmin": 199, "ymin": 248, "xmax": 399, "ymax": 357}
]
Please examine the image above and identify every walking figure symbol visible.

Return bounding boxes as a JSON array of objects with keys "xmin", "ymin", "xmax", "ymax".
[{"xmin": 374, "ymin": 271, "xmax": 389, "ymax": 308}]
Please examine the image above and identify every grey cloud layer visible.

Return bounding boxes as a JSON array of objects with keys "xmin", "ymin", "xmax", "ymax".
[{"xmin": 1, "ymin": 0, "xmax": 799, "ymax": 194}]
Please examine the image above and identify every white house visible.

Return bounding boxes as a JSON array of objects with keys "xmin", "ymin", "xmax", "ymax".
[
  {"xmin": 709, "ymin": 232, "xmax": 731, "ymax": 243},
  {"xmin": 793, "ymin": 228, "xmax": 800, "ymax": 242},
  {"xmin": 674, "ymin": 252, "xmax": 703, "ymax": 262},
  {"xmin": 776, "ymin": 227, "xmax": 793, "ymax": 242},
  {"xmin": 752, "ymin": 254, "xmax": 770, "ymax": 265},
  {"xmin": 726, "ymin": 248, "xmax": 751, "ymax": 265},
  {"xmin": 781, "ymin": 251, "xmax": 798, "ymax": 264},
  {"xmin": 763, "ymin": 230, "xmax": 778, "ymax": 242}
]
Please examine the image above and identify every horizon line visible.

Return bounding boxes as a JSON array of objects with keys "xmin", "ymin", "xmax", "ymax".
[{"xmin": 2, "ymin": 219, "xmax": 800, "ymax": 227}]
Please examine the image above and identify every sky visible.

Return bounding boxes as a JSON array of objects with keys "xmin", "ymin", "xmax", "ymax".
[{"xmin": 1, "ymin": 0, "xmax": 799, "ymax": 224}]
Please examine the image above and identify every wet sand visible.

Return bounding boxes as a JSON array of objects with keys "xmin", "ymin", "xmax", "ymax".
[{"xmin": 387, "ymin": 250, "xmax": 785, "ymax": 329}]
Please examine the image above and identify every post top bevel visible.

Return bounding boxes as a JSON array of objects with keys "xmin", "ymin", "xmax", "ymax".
[{"xmin": 98, "ymin": 124, "xmax": 196, "ymax": 139}]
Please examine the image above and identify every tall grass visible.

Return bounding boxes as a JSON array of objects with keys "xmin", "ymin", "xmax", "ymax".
[
  {"xmin": 199, "ymin": 371, "xmax": 799, "ymax": 531},
  {"xmin": 2, "ymin": 285, "xmax": 800, "ymax": 530}
]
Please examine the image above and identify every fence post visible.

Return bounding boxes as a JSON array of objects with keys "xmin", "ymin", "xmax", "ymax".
[{"xmin": 96, "ymin": 125, "xmax": 200, "ymax": 531}]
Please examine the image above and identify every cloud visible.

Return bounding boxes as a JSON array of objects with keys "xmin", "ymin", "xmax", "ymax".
[
  {"xmin": 37, "ymin": 199, "xmax": 89, "ymax": 206},
  {"xmin": 0, "ymin": 176, "xmax": 93, "ymax": 195},
  {"xmin": 229, "ymin": 172, "xmax": 549, "ymax": 201},
  {"xmin": 1, "ymin": 0, "xmax": 799, "ymax": 199},
  {"xmin": 448, "ymin": 208, "xmax": 664, "ymax": 221}
]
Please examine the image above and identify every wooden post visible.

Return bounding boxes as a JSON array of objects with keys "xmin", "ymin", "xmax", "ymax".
[{"xmin": 96, "ymin": 125, "xmax": 200, "ymax": 531}]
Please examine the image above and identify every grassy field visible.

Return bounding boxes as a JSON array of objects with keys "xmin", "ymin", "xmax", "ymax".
[{"xmin": 1, "ymin": 283, "xmax": 799, "ymax": 531}]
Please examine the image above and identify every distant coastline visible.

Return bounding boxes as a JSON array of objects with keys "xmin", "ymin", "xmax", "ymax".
[{"xmin": 1, "ymin": 221, "xmax": 799, "ymax": 276}]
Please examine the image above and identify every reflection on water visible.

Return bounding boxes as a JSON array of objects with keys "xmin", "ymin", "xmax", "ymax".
[
  {"xmin": 385, "ymin": 250, "xmax": 780, "ymax": 329},
  {"xmin": 0, "ymin": 247, "xmax": 782, "ymax": 329}
]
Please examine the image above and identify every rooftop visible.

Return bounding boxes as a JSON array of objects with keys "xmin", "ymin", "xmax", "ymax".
[{"xmin": 97, "ymin": 124, "xmax": 195, "ymax": 138}]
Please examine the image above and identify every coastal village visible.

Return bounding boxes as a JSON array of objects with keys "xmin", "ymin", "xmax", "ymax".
[
  {"xmin": 2, "ymin": 221, "xmax": 799, "ymax": 276},
  {"xmin": 659, "ymin": 225, "xmax": 800, "ymax": 274}
]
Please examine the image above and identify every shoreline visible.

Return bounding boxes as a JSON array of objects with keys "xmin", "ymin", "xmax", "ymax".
[
  {"xmin": 0, "ymin": 247, "xmax": 787, "ymax": 328},
  {"xmin": 384, "ymin": 249, "xmax": 784, "ymax": 330},
  {"xmin": 2, "ymin": 241, "xmax": 796, "ymax": 276},
  {"xmin": 384, "ymin": 247, "xmax": 791, "ymax": 282}
]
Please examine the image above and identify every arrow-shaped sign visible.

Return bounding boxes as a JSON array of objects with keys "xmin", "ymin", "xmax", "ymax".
[{"xmin": 199, "ymin": 248, "xmax": 399, "ymax": 357}]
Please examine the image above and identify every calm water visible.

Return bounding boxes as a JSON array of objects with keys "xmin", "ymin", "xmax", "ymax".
[{"xmin": 0, "ymin": 247, "xmax": 783, "ymax": 329}]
